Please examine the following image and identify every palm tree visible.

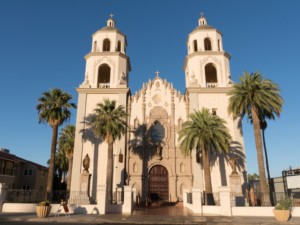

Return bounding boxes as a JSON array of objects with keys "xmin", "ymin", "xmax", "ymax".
[
  {"xmin": 58, "ymin": 124, "xmax": 75, "ymax": 191},
  {"xmin": 89, "ymin": 99, "xmax": 128, "ymax": 204},
  {"xmin": 47, "ymin": 148, "xmax": 69, "ymax": 190},
  {"xmin": 178, "ymin": 108, "xmax": 232, "ymax": 204},
  {"xmin": 36, "ymin": 88, "xmax": 76, "ymax": 195},
  {"xmin": 227, "ymin": 71, "xmax": 283, "ymax": 205},
  {"xmin": 248, "ymin": 108, "xmax": 276, "ymax": 205}
]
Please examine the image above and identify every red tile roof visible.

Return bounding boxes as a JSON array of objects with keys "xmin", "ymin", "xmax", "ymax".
[{"xmin": 0, "ymin": 151, "xmax": 48, "ymax": 170}]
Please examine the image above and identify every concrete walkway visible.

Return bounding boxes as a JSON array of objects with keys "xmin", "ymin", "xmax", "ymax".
[{"xmin": 1, "ymin": 212, "xmax": 300, "ymax": 224}]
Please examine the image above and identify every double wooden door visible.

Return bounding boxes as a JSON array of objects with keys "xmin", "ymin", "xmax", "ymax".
[{"xmin": 148, "ymin": 165, "xmax": 168, "ymax": 201}]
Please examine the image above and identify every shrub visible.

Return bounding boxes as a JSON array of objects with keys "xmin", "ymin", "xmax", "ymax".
[
  {"xmin": 38, "ymin": 201, "xmax": 50, "ymax": 206},
  {"xmin": 275, "ymin": 196, "xmax": 293, "ymax": 210}
]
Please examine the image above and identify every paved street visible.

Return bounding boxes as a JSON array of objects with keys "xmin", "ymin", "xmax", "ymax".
[{"xmin": 1, "ymin": 206, "xmax": 300, "ymax": 224}]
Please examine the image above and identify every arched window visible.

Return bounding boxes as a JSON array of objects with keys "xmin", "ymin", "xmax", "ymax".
[
  {"xmin": 98, "ymin": 64, "xmax": 110, "ymax": 86},
  {"xmin": 193, "ymin": 40, "xmax": 198, "ymax": 52},
  {"xmin": 103, "ymin": 39, "xmax": 110, "ymax": 52},
  {"xmin": 151, "ymin": 122, "xmax": 165, "ymax": 142},
  {"xmin": 117, "ymin": 41, "xmax": 121, "ymax": 52},
  {"xmin": 205, "ymin": 63, "xmax": 218, "ymax": 83},
  {"xmin": 133, "ymin": 163, "xmax": 137, "ymax": 172},
  {"xmin": 204, "ymin": 38, "xmax": 212, "ymax": 51},
  {"xmin": 93, "ymin": 41, "xmax": 97, "ymax": 52},
  {"xmin": 180, "ymin": 163, "xmax": 185, "ymax": 173}
]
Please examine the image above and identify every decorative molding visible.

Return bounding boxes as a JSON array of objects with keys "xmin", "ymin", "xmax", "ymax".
[
  {"xmin": 75, "ymin": 88, "xmax": 130, "ymax": 94},
  {"xmin": 184, "ymin": 87, "xmax": 233, "ymax": 94},
  {"xmin": 152, "ymin": 94, "xmax": 163, "ymax": 104}
]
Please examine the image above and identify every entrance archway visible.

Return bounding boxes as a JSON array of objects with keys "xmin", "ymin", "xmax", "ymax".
[{"xmin": 149, "ymin": 165, "xmax": 168, "ymax": 201}]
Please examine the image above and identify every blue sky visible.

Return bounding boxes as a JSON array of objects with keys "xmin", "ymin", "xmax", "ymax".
[{"xmin": 0, "ymin": 0, "xmax": 299, "ymax": 178}]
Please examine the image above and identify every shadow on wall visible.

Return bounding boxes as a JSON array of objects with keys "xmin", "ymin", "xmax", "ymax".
[
  {"xmin": 79, "ymin": 113, "xmax": 103, "ymax": 202},
  {"xmin": 73, "ymin": 205, "xmax": 88, "ymax": 214},
  {"xmin": 128, "ymin": 123, "xmax": 162, "ymax": 202},
  {"xmin": 208, "ymin": 141, "xmax": 247, "ymax": 190}
]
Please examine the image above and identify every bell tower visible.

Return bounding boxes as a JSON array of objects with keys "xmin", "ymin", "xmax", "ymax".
[
  {"xmin": 80, "ymin": 14, "xmax": 131, "ymax": 89},
  {"xmin": 183, "ymin": 13, "xmax": 233, "ymax": 88}
]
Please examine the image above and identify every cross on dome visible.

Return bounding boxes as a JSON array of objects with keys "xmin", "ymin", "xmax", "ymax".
[
  {"xmin": 110, "ymin": 14, "xmax": 114, "ymax": 18},
  {"xmin": 200, "ymin": 12, "xmax": 204, "ymax": 17},
  {"xmin": 155, "ymin": 71, "xmax": 160, "ymax": 77}
]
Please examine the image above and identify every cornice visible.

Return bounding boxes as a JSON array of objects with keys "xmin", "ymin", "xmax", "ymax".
[
  {"xmin": 84, "ymin": 52, "xmax": 131, "ymax": 71},
  {"xmin": 184, "ymin": 87, "xmax": 234, "ymax": 95},
  {"xmin": 76, "ymin": 88, "xmax": 131, "ymax": 95},
  {"xmin": 182, "ymin": 51, "xmax": 231, "ymax": 71}
]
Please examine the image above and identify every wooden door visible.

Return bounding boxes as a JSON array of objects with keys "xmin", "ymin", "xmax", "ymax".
[{"xmin": 149, "ymin": 165, "xmax": 168, "ymax": 201}]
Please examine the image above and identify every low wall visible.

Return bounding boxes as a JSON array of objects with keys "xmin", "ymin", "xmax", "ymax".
[
  {"xmin": 202, "ymin": 206, "xmax": 221, "ymax": 215},
  {"xmin": 2, "ymin": 203, "xmax": 125, "ymax": 214},
  {"xmin": 232, "ymin": 207, "xmax": 300, "ymax": 217}
]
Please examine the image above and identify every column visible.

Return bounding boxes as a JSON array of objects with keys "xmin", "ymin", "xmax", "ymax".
[
  {"xmin": 0, "ymin": 183, "xmax": 8, "ymax": 212},
  {"xmin": 123, "ymin": 185, "xmax": 132, "ymax": 213},
  {"xmin": 182, "ymin": 188, "xmax": 189, "ymax": 207},
  {"xmin": 219, "ymin": 186, "xmax": 232, "ymax": 216},
  {"xmin": 97, "ymin": 185, "xmax": 107, "ymax": 214},
  {"xmin": 192, "ymin": 187, "xmax": 202, "ymax": 213}
]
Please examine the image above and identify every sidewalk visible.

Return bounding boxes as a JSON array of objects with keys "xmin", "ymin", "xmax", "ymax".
[{"xmin": 1, "ymin": 212, "xmax": 300, "ymax": 224}]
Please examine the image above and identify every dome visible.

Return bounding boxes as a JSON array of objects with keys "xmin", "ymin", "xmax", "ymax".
[
  {"xmin": 192, "ymin": 24, "xmax": 215, "ymax": 32},
  {"xmin": 99, "ymin": 26, "xmax": 121, "ymax": 32}
]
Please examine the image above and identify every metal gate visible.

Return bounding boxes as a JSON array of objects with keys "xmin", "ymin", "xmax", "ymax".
[{"xmin": 149, "ymin": 165, "xmax": 168, "ymax": 201}]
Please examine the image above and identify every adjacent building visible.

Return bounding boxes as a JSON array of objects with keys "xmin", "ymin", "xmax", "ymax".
[{"xmin": 0, "ymin": 148, "xmax": 48, "ymax": 191}]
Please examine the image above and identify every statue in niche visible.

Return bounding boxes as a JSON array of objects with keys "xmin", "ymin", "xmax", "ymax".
[
  {"xmin": 189, "ymin": 71, "xmax": 197, "ymax": 84},
  {"xmin": 155, "ymin": 141, "xmax": 162, "ymax": 159},
  {"xmin": 119, "ymin": 71, "xmax": 127, "ymax": 84},
  {"xmin": 83, "ymin": 154, "xmax": 90, "ymax": 173},
  {"xmin": 230, "ymin": 156, "xmax": 239, "ymax": 175}
]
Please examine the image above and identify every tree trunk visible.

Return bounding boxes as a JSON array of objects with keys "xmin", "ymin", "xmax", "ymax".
[
  {"xmin": 202, "ymin": 143, "xmax": 213, "ymax": 205},
  {"xmin": 106, "ymin": 142, "xmax": 114, "ymax": 204},
  {"xmin": 251, "ymin": 106, "xmax": 270, "ymax": 206},
  {"xmin": 62, "ymin": 171, "xmax": 65, "ymax": 183},
  {"xmin": 67, "ymin": 155, "xmax": 73, "ymax": 191},
  {"xmin": 46, "ymin": 125, "xmax": 58, "ymax": 200},
  {"xmin": 58, "ymin": 169, "xmax": 62, "ymax": 190},
  {"xmin": 262, "ymin": 128, "xmax": 274, "ymax": 205}
]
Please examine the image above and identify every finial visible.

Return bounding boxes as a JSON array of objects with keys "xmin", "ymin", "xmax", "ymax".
[
  {"xmin": 110, "ymin": 14, "xmax": 114, "ymax": 18},
  {"xmin": 200, "ymin": 12, "xmax": 204, "ymax": 17},
  {"xmin": 155, "ymin": 71, "xmax": 160, "ymax": 77}
]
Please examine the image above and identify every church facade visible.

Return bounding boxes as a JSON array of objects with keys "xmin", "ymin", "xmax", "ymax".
[{"xmin": 70, "ymin": 15, "xmax": 247, "ymax": 203}]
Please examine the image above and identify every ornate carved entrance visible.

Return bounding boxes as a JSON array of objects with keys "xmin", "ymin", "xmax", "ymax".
[{"xmin": 149, "ymin": 165, "xmax": 168, "ymax": 201}]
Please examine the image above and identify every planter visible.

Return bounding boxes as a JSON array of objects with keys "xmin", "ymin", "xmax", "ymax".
[
  {"xmin": 273, "ymin": 209, "xmax": 290, "ymax": 222},
  {"xmin": 36, "ymin": 206, "xmax": 52, "ymax": 218}
]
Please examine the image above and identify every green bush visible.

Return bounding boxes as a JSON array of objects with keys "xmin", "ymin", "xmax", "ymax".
[
  {"xmin": 275, "ymin": 196, "xmax": 293, "ymax": 210},
  {"xmin": 38, "ymin": 201, "xmax": 50, "ymax": 206}
]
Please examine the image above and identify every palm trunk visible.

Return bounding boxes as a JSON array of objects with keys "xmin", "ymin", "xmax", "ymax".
[
  {"xmin": 67, "ymin": 155, "xmax": 73, "ymax": 191},
  {"xmin": 251, "ymin": 106, "xmax": 270, "ymax": 206},
  {"xmin": 58, "ymin": 169, "xmax": 62, "ymax": 190},
  {"xmin": 62, "ymin": 171, "xmax": 65, "ymax": 183},
  {"xmin": 202, "ymin": 143, "xmax": 213, "ymax": 205},
  {"xmin": 262, "ymin": 128, "xmax": 274, "ymax": 205},
  {"xmin": 106, "ymin": 142, "xmax": 114, "ymax": 204},
  {"xmin": 46, "ymin": 124, "xmax": 58, "ymax": 200}
]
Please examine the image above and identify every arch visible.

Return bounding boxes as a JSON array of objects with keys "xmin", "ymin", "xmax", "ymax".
[
  {"xmin": 103, "ymin": 38, "xmax": 110, "ymax": 52},
  {"xmin": 148, "ymin": 161, "xmax": 173, "ymax": 176},
  {"xmin": 151, "ymin": 121, "xmax": 165, "ymax": 142},
  {"xmin": 97, "ymin": 64, "xmax": 111, "ymax": 85},
  {"xmin": 193, "ymin": 40, "xmax": 198, "ymax": 52},
  {"xmin": 205, "ymin": 63, "xmax": 218, "ymax": 83},
  {"xmin": 204, "ymin": 38, "xmax": 212, "ymax": 51},
  {"xmin": 117, "ymin": 41, "xmax": 121, "ymax": 52},
  {"xmin": 93, "ymin": 41, "xmax": 97, "ymax": 52}
]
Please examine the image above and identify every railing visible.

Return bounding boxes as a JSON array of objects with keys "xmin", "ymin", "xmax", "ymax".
[
  {"xmin": 204, "ymin": 192, "xmax": 220, "ymax": 206},
  {"xmin": 206, "ymin": 83, "xmax": 218, "ymax": 88},
  {"xmin": 187, "ymin": 192, "xmax": 193, "ymax": 204},
  {"xmin": 98, "ymin": 83, "xmax": 110, "ymax": 88},
  {"xmin": 117, "ymin": 189, "xmax": 124, "ymax": 204},
  {"xmin": 0, "ymin": 168, "xmax": 13, "ymax": 176},
  {"xmin": 5, "ymin": 190, "xmax": 96, "ymax": 204},
  {"xmin": 230, "ymin": 191, "xmax": 300, "ymax": 207}
]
